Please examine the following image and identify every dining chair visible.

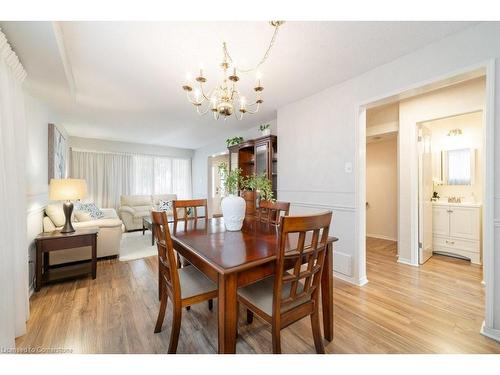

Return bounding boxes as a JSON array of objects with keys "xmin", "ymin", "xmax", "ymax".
[
  {"xmin": 172, "ymin": 198, "xmax": 208, "ymax": 222},
  {"xmin": 256, "ymin": 200, "xmax": 290, "ymax": 225},
  {"xmin": 237, "ymin": 211, "xmax": 332, "ymax": 354},
  {"xmin": 151, "ymin": 210, "xmax": 218, "ymax": 353},
  {"xmin": 172, "ymin": 198, "xmax": 213, "ymax": 311}
]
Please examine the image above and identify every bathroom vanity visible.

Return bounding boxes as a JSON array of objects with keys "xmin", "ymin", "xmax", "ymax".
[{"xmin": 432, "ymin": 201, "xmax": 482, "ymax": 264}]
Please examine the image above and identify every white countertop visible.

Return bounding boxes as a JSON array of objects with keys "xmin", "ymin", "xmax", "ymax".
[{"xmin": 432, "ymin": 201, "xmax": 482, "ymax": 208}]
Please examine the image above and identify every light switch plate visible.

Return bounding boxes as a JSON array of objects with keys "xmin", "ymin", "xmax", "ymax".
[{"xmin": 345, "ymin": 162, "xmax": 353, "ymax": 173}]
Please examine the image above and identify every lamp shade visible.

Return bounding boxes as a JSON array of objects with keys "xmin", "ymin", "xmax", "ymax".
[{"xmin": 49, "ymin": 179, "xmax": 87, "ymax": 201}]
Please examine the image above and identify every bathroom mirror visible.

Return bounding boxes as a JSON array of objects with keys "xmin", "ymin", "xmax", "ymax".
[{"xmin": 441, "ymin": 148, "xmax": 476, "ymax": 185}]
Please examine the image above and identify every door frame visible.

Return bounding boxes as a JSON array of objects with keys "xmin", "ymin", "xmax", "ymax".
[
  {"xmin": 417, "ymin": 123, "xmax": 433, "ymax": 265},
  {"xmin": 207, "ymin": 152, "xmax": 229, "ymax": 218},
  {"xmin": 355, "ymin": 59, "xmax": 495, "ymax": 336}
]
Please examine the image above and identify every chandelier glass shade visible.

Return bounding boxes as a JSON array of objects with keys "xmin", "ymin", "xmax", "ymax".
[{"xmin": 182, "ymin": 21, "xmax": 284, "ymax": 120}]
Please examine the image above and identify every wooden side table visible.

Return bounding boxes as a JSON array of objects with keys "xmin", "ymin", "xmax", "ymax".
[{"xmin": 35, "ymin": 228, "xmax": 99, "ymax": 292}]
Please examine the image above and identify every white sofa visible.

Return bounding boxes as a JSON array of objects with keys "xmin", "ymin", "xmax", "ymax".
[
  {"xmin": 43, "ymin": 203, "xmax": 124, "ymax": 265},
  {"xmin": 119, "ymin": 194, "xmax": 177, "ymax": 231}
]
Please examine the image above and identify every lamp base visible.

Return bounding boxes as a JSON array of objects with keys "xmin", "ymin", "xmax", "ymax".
[{"xmin": 61, "ymin": 201, "xmax": 75, "ymax": 233}]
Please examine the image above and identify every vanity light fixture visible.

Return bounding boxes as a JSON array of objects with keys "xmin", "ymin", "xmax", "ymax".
[{"xmin": 447, "ymin": 128, "xmax": 463, "ymax": 137}]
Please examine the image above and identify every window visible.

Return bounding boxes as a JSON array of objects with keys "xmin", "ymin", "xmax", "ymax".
[
  {"xmin": 71, "ymin": 150, "xmax": 192, "ymax": 208},
  {"xmin": 132, "ymin": 155, "xmax": 191, "ymax": 198},
  {"xmin": 446, "ymin": 148, "xmax": 471, "ymax": 185}
]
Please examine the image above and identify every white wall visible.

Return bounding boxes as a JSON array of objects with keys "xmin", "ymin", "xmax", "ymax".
[
  {"xmin": 366, "ymin": 137, "xmax": 398, "ymax": 241},
  {"xmin": 69, "ymin": 136, "xmax": 194, "ymax": 159},
  {"xmin": 24, "ymin": 91, "xmax": 62, "ymax": 292},
  {"xmin": 398, "ymin": 77, "xmax": 485, "ymax": 264},
  {"xmin": 276, "ymin": 22, "xmax": 500, "ymax": 335},
  {"xmin": 192, "ymin": 119, "xmax": 277, "ymax": 198}
]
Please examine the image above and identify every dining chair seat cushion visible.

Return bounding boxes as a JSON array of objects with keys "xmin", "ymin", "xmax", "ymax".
[
  {"xmin": 238, "ymin": 276, "xmax": 308, "ymax": 316},
  {"xmin": 179, "ymin": 265, "xmax": 217, "ymax": 299}
]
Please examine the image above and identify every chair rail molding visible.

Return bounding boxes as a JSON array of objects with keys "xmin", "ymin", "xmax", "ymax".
[{"xmin": 290, "ymin": 201, "xmax": 355, "ymax": 212}]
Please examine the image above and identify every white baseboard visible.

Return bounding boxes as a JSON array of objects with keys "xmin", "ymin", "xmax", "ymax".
[
  {"xmin": 481, "ymin": 321, "xmax": 500, "ymax": 342},
  {"xmin": 397, "ymin": 258, "xmax": 419, "ymax": 267},
  {"xmin": 334, "ymin": 271, "xmax": 369, "ymax": 286},
  {"xmin": 357, "ymin": 275, "xmax": 369, "ymax": 286},
  {"xmin": 366, "ymin": 233, "xmax": 397, "ymax": 242}
]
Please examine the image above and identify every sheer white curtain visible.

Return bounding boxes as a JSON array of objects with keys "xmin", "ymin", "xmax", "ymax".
[
  {"xmin": 72, "ymin": 150, "xmax": 134, "ymax": 208},
  {"xmin": 71, "ymin": 150, "xmax": 192, "ymax": 208},
  {"xmin": 0, "ymin": 30, "xmax": 29, "ymax": 348},
  {"xmin": 172, "ymin": 158, "xmax": 192, "ymax": 199}
]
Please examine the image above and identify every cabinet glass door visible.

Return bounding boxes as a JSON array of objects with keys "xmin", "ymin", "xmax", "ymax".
[
  {"xmin": 255, "ymin": 143, "xmax": 268, "ymax": 176},
  {"xmin": 230, "ymin": 151, "xmax": 239, "ymax": 171}
]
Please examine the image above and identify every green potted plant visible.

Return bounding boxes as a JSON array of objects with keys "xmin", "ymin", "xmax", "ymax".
[
  {"xmin": 218, "ymin": 162, "xmax": 246, "ymax": 231},
  {"xmin": 259, "ymin": 123, "xmax": 271, "ymax": 136},
  {"xmin": 242, "ymin": 173, "xmax": 274, "ymax": 208},
  {"xmin": 226, "ymin": 136, "xmax": 244, "ymax": 147}
]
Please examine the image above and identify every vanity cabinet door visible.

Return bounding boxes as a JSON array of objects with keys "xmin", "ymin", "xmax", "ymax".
[
  {"xmin": 432, "ymin": 206, "xmax": 450, "ymax": 237},
  {"xmin": 449, "ymin": 206, "xmax": 480, "ymax": 240}
]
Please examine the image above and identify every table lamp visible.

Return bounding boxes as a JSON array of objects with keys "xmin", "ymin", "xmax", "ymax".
[{"xmin": 49, "ymin": 178, "xmax": 87, "ymax": 233}]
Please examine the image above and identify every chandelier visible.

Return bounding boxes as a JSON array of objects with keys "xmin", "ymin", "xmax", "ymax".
[{"xmin": 182, "ymin": 21, "xmax": 284, "ymax": 120}]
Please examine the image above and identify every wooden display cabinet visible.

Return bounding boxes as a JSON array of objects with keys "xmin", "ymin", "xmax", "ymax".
[{"xmin": 228, "ymin": 135, "xmax": 278, "ymax": 206}]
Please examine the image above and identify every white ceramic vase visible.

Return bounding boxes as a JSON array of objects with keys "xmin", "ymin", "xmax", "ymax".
[
  {"xmin": 261, "ymin": 128, "xmax": 271, "ymax": 136},
  {"xmin": 221, "ymin": 194, "xmax": 246, "ymax": 231}
]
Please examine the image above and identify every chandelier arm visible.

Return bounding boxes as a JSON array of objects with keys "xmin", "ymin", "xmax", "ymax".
[
  {"xmin": 196, "ymin": 102, "xmax": 211, "ymax": 116},
  {"xmin": 185, "ymin": 90, "xmax": 206, "ymax": 106},
  {"xmin": 223, "ymin": 23, "xmax": 282, "ymax": 73},
  {"xmin": 243, "ymin": 103, "xmax": 260, "ymax": 115},
  {"xmin": 199, "ymin": 82, "xmax": 213, "ymax": 101},
  {"xmin": 231, "ymin": 87, "xmax": 240, "ymax": 101},
  {"xmin": 233, "ymin": 110, "xmax": 244, "ymax": 121}
]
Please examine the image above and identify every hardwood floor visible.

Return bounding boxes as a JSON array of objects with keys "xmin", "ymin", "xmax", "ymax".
[{"xmin": 16, "ymin": 237, "xmax": 500, "ymax": 353}]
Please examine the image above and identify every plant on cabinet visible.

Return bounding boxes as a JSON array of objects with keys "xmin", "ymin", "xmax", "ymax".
[{"xmin": 259, "ymin": 123, "xmax": 271, "ymax": 136}]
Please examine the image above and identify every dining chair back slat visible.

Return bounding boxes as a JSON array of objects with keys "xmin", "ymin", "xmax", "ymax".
[
  {"xmin": 151, "ymin": 211, "xmax": 180, "ymax": 303},
  {"xmin": 257, "ymin": 200, "xmax": 290, "ymax": 225},
  {"xmin": 173, "ymin": 199, "xmax": 208, "ymax": 222},
  {"xmin": 275, "ymin": 212, "xmax": 331, "ymax": 311}
]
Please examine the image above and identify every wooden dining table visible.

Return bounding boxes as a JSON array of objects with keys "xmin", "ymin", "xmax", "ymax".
[{"xmin": 170, "ymin": 216, "xmax": 338, "ymax": 354}]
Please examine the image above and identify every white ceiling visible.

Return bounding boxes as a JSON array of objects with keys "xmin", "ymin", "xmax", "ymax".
[{"xmin": 0, "ymin": 21, "xmax": 478, "ymax": 149}]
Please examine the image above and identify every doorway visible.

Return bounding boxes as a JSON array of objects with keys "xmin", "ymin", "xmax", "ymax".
[
  {"xmin": 417, "ymin": 111, "xmax": 484, "ymax": 265},
  {"xmin": 356, "ymin": 62, "xmax": 495, "ymax": 336},
  {"xmin": 207, "ymin": 153, "xmax": 229, "ymax": 218},
  {"xmin": 365, "ymin": 103, "xmax": 399, "ymax": 263}
]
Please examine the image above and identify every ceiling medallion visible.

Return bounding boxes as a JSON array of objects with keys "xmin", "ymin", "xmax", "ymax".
[{"xmin": 182, "ymin": 21, "xmax": 284, "ymax": 120}]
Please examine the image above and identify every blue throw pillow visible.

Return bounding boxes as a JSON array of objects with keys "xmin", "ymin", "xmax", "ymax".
[
  {"xmin": 158, "ymin": 199, "xmax": 173, "ymax": 212},
  {"xmin": 75, "ymin": 202, "xmax": 104, "ymax": 219}
]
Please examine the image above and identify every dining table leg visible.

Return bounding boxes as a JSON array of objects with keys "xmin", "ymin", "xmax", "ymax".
[
  {"xmin": 217, "ymin": 272, "xmax": 238, "ymax": 354},
  {"xmin": 321, "ymin": 242, "xmax": 334, "ymax": 341}
]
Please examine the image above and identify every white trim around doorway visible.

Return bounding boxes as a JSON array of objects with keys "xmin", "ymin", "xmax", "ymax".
[{"xmin": 355, "ymin": 59, "xmax": 496, "ymax": 339}]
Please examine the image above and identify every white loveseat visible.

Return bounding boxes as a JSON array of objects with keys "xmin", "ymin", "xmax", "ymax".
[
  {"xmin": 118, "ymin": 194, "xmax": 177, "ymax": 231},
  {"xmin": 43, "ymin": 203, "xmax": 124, "ymax": 265}
]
